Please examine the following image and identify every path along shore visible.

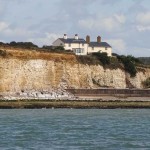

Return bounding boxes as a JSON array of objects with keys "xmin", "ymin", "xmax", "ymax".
[{"xmin": 0, "ymin": 98, "xmax": 150, "ymax": 109}]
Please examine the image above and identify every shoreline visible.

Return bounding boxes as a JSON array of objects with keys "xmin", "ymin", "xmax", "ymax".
[{"xmin": 1, "ymin": 99, "xmax": 150, "ymax": 109}]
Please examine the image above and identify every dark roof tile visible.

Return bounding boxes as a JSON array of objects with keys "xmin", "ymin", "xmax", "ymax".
[
  {"xmin": 89, "ymin": 42, "xmax": 111, "ymax": 48},
  {"xmin": 59, "ymin": 38, "xmax": 86, "ymax": 44}
]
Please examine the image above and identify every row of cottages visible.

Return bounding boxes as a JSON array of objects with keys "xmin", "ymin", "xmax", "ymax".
[{"xmin": 52, "ymin": 34, "xmax": 112, "ymax": 56}]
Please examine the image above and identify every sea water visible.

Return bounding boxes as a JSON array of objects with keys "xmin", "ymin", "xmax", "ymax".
[{"xmin": 0, "ymin": 109, "xmax": 150, "ymax": 150}]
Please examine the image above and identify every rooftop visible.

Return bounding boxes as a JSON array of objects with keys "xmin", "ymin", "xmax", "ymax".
[
  {"xmin": 89, "ymin": 42, "xmax": 111, "ymax": 48},
  {"xmin": 59, "ymin": 38, "xmax": 87, "ymax": 44}
]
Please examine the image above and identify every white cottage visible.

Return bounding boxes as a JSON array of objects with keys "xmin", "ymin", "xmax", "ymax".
[{"xmin": 52, "ymin": 34, "xmax": 112, "ymax": 56}]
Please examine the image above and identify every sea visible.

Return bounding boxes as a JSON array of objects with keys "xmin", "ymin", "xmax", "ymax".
[{"xmin": 0, "ymin": 109, "xmax": 150, "ymax": 150}]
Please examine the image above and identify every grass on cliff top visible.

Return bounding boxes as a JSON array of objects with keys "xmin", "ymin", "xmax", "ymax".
[
  {"xmin": 0, "ymin": 100, "xmax": 150, "ymax": 109},
  {"xmin": 0, "ymin": 46, "xmax": 77, "ymax": 63}
]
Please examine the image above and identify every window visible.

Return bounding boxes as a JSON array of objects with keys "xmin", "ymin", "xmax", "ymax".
[
  {"xmin": 82, "ymin": 43, "xmax": 84, "ymax": 47},
  {"xmin": 92, "ymin": 47, "xmax": 94, "ymax": 50},
  {"xmin": 73, "ymin": 48, "xmax": 84, "ymax": 54},
  {"xmin": 68, "ymin": 43, "xmax": 71, "ymax": 47},
  {"xmin": 105, "ymin": 47, "xmax": 107, "ymax": 50}
]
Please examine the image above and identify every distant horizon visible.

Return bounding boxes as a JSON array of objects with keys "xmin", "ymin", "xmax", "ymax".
[{"xmin": 0, "ymin": 0, "xmax": 150, "ymax": 57}]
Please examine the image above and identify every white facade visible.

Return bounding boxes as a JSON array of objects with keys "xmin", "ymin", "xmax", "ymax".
[
  {"xmin": 52, "ymin": 35, "xmax": 112, "ymax": 56},
  {"xmin": 64, "ymin": 43, "xmax": 88, "ymax": 55},
  {"xmin": 88, "ymin": 46, "xmax": 112, "ymax": 57}
]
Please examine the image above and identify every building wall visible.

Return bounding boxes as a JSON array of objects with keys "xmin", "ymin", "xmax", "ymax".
[
  {"xmin": 52, "ymin": 39, "xmax": 65, "ymax": 47},
  {"xmin": 88, "ymin": 46, "xmax": 112, "ymax": 56},
  {"xmin": 64, "ymin": 43, "xmax": 88, "ymax": 55},
  {"xmin": 53, "ymin": 39, "xmax": 112, "ymax": 56}
]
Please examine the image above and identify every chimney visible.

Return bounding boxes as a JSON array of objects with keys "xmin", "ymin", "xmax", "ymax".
[
  {"xmin": 74, "ymin": 34, "xmax": 79, "ymax": 40},
  {"xmin": 97, "ymin": 36, "xmax": 101, "ymax": 43},
  {"xmin": 86, "ymin": 35, "xmax": 90, "ymax": 44},
  {"xmin": 63, "ymin": 34, "xmax": 67, "ymax": 39}
]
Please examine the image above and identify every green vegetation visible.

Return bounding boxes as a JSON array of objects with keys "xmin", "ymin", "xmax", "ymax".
[
  {"xmin": 142, "ymin": 77, "xmax": 150, "ymax": 88},
  {"xmin": 53, "ymin": 46, "xmax": 65, "ymax": 51},
  {"xmin": 92, "ymin": 52, "xmax": 110, "ymax": 66},
  {"xmin": 9, "ymin": 41, "xmax": 38, "ymax": 49},
  {"xmin": 43, "ymin": 45, "xmax": 65, "ymax": 51},
  {"xmin": 117, "ymin": 55, "xmax": 138, "ymax": 77},
  {"xmin": 0, "ymin": 41, "xmax": 38, "ymax": 49}
]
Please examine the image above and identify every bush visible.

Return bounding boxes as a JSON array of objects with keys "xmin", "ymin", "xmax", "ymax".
[
  {"xmin": 117, "ymin": 55, "xmax": 137, "ymax": 77},
  {"xmin": 9, "ymin": 41, "xmax": 38, "ymax": 49},
  {"xmin": 53, "ymin": 46, "xmax": 65, "ymax": 51},
  {"xmin": 92, "ymin": 52, "xmax": 110, "ymax": 66},
  {"xmin": 42, "ymin": 45, "xmax": 53, "ymax": 50},
  {"xmin": 142, "ymin": 77, "xmax": 150, "ymax": 88},
  {"xmin": 126, "ymin": 55, "xmax": 141, "ymax": 64}
]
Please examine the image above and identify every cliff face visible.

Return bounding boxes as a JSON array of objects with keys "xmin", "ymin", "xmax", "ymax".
[{"xmin": 0, "ymin": 56, "xmax": 149, "ymax": 93}]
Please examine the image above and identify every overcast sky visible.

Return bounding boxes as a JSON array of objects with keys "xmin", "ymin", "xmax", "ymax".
[{"xmin": 0, "ymin": 0, "xmax": 150, "ymax": 56}]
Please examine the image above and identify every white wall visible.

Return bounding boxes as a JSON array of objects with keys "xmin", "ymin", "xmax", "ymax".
[
  {"xmin": 64, "ymin": 43, "xmax": 88, "ymax": 55},
  {"xmin": 53, "ymin": 38, "xmax": 112, "ymax": 56},
  {"xmin": 88, "ymin": 46, "xmax": 112, "ymax": 56}
]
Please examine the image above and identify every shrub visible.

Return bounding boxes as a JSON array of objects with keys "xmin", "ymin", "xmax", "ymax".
[
  {"xmin": 126, "ymin": 55, "xmax": 141, "ymax": 64},
  {"xmin": 42, "ymin": 45, "xmax": 53, "ymax": 50},
  {"xmin": 9, "ymin": 41, "xmax": 38, "ymax": 49},
  {"xmin": 53, "ymin": 46, "xmax": 65, "ymax": 51},
  {"xmin": 142, "ymin": 77, "xmax": 150, "ymax": 88},
  {"xmin": 92, "ymin": 52, "xmax": 110, "ymax": 66},
  {"xmin": 117, "ymin": 55, "xmax": 137, "ymax": 77}
]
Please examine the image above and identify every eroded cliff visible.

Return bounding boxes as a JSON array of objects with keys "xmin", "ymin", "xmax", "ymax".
[{"xmin": 0, "ymin": 47, "xmax": 149, "ymax": 94}]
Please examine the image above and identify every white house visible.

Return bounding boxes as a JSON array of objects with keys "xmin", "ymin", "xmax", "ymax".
[{"xmin": 52, "ymin": 34, "xmax": 112, "ymax": 56}]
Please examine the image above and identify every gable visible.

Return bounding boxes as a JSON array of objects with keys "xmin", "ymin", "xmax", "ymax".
[{"xmin": 52, "ymin": 39, "xmax": 65, "ymax": 46}]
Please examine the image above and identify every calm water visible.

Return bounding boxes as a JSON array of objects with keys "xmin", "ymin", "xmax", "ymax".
[{"xmin": 0, "ymin": 109, "xmax": 150, "ymax": 150}]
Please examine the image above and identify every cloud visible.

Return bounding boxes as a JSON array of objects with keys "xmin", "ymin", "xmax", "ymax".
[
  {"xmin": 78, "ymin": 14, "xmax": 126, "ymax": 32},
  {"xmin": 136, "ymin": 12, "xmax": 150, "ymax": 25},
  {"xmin": 114, "ymin": 14, "xmax": 126, "ymax": 24},
  {"xmin": 28, "ymin": 33, "xmax": 61, "ymax": 46},
  {"xmin": 136, "ymin": 25, "xmax": 150, "ymax": 32},
  {"xmin": 107, "ymin": 39, "xmax": 126, "ymax": 54},
  {"xmin": 100, "ymin": 0, "xmax": 124, "ymax": 5},
  {"xmin": 136, "ymin": 12, "xmax": 150, "ymax": 32},
  {"xmin": 0, "ymin": 22, "xmax": 9, "ymax": 32}
]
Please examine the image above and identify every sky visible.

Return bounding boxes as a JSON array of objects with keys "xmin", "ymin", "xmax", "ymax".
[{"xmin": 0, "ymin": 0, "xmax": 150, "ymax": 57}]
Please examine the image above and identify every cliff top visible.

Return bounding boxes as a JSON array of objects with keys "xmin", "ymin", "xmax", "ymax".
[{"xmin": 0, "ymin": 45, "xmax": 77, "ymax": 63}]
